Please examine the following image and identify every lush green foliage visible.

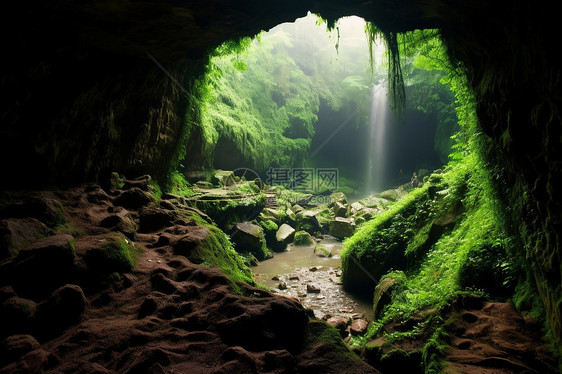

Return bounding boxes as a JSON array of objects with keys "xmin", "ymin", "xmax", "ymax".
[
  {"xmin": 191, "ymin": 15, "xmax": 381, "ymax": 174},
  {"xmin": 342, "ymin": 30, "xmax": 525, "ymax": 372}
]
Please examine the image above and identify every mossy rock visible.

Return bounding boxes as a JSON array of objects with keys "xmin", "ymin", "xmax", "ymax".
[
  {"xmin": 314, "ymin": 244, "xmax": 332, "ymax": 258},
  {"xmin": 84, "ymin": 232, "xmax": 142, "ymax": 274},
  {"xmin": 230, "ymin": 221, "xmax": 269, "ymax": 261},
  {"xmin": 294, "ymin": 230, "xmax": 314, "ymax": 246}
]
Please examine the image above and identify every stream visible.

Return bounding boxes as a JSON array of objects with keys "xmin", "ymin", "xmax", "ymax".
[{"xmin": 254, "ymin": 236, "xmax": 374, "ymax": 321}]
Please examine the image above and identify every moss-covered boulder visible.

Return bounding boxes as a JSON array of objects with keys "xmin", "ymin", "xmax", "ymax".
[
  {"xmin": 260, "ymin": 219, "xmax": 278, "ymax": 248},
  {"xmin": 230, "ymin": 221, "xmax": 269, "ymax": 261},
  {"xmin": 294, "ymin": 230, "xmax": 314, "ymax": 246},
  {"xmin": 84, "ymin": 232, "xmax": 142, "ymax": 274},
  {"xmin": 295, "ymin": 210, "xmax": 320, "ymax": 235},
  {"xmin": 341, "ymin": 186, "xmax": 434, "ymax": 296},
  {"xmin": 275, "ymin": 223, "xmax": 296, "ymax": 251},
  {"xmin": 329, "ymin": 217, "xmax": 356, "ymax": 240}
]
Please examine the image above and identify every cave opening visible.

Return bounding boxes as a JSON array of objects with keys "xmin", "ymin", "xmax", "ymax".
[{"xmin": 1, "ymin": 2, "xmax": 560, "ymax": 373}]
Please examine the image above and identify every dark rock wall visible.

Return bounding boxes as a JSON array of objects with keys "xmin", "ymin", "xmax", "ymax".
[
  {"xmin": 1, "ymin": 0, "xmax": 560, "ymax": 352},
  {"xmin": 438, "ymin": 1, "xmax": 561, "ymax": 352}
]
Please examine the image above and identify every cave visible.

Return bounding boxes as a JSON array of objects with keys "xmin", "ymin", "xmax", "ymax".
[{"xmin": 0, "ymin": 1, "xmax": 560, "ymax": 373}]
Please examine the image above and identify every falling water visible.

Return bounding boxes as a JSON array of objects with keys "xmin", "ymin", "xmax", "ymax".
[{"xmin": 366, "ymin": 82, "xmax": 389, "ymax": 193}]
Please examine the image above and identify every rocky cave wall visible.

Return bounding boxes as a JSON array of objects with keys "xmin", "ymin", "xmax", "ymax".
[{"xmin": 1, "ymin": 0, "xmax": 560, "ymax": 352}]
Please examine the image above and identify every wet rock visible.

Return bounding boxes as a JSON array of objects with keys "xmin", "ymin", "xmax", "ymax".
[
  {"xmin": 350, "ymin": 319, "xmax": 369, "ymax": 336},
  {"xmin": 274, "ymin": 223, "xmax": 295, "ymax": 251},
  {"xmin": 328, "ymin": 217, "xmax": 356, "ymax": 240},
  {"xmin": 329, "ymin": 192, "xmax": 348, "ymax": 206},
  {"xmin": 293, "ymin": 230, "xmax": 314, "ymax": 246},
  {"xmin": 113, "ymin": 187, "xmax": 155, "ymax": 210},
  {"xmin": 306, "ymin": 284, "xmax": 321, "ymax": 293},
  {"xmin": 230, "ymin": 221, "xmax": 268, "ymax": 260},
  {"xmin": 314, "ymin": 244, "xmax": 333, "ymax": 258},
  {"xmin": 0, "ymin": 334, "xmax": 40, "ymax": 367},
  {"xmin": 309, "ymin": 266, "xmax": 323, "ymax": 272},
  {"xmin": 295, "ymin": 210, "xmax": 320, "ymax": 235},
  {"xmin": 278, "ymin": 282, "xmax": 287, "ymax": 290},
  {"xmin": 333, "ymin": 201, "xmax": 348, "ymax": 217},
  {"xmin": 0, "ymin": 218, "xmax": 52, "ymax": 261},
  {"xmin": 327, "ymin": 315, "xmax": 351, "ymax": 337}
]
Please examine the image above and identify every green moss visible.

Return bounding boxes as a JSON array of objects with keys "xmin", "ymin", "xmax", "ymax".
[
  {"xmin": 422, "ymin": 326, "xmax": 449, "ymax": 374},
  {"xmin": 259, "ymin": 219, "xmax": 278, "ymax": 232},
  {"xmin": 302, "ymin": 320, "xmax": 362, "ymax": 363},
  {"xmin": 168, "ymin": 170, "xmax": 197, "ymax": 198},
  {"xmin": 193, "ymin": 224, "xmax": 254, "ymax": 293},
  {"xmin": 294, "ymin": 230, "xmax": 314, "ymax": 246},
  {"xmin": 85, "ymin": 232, "xmax": 143, "ymax": 273}
]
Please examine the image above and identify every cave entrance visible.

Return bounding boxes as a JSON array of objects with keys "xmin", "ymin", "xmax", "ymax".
[
  {"xmin": 199, "ymin": 12, "xmax": 455, "ymax": 197},
  {"xmin": 185, "ymin": 12, "xmax": 458, "ymax": 319}
]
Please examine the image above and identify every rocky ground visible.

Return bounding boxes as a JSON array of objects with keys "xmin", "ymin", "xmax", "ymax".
[
  {"xmin": 0, "ymin": 175, "xmax": 377, "ymax": 373},
  {"xmin": 0, "ymin": 173, "xmax": 558, "ymax": 373}
]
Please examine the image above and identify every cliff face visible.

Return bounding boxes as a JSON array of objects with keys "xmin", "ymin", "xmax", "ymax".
[{"xmin": 1, "ymin": 0, "xmax": 560, "ymax": 351}]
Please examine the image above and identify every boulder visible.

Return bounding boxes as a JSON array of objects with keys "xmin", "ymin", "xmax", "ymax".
[
  {"xmin": 306, "ymin": 284, "xmax": 321, "ymax": 293},
  {"xmin": 83, "ymin": 232, "xmax": 142, "ymax": 273},
  {"xmin": 329, "ymin": 217, "xmax": 356, "ymax": 240},
  {"xmin": 0, "ymin": 297, "xmax": 37, "ymax": 336},
  {"xmin": 314, "ymin": 244, "xmax": 333, "ymax": 258},
  {"xmin": 36, "ymin": 284, "xmax": 87, "ymax": 337},
  {"xmin": 350, "ymin": 319, "xmax": 369, "ymax": 336},
  {"xmin": 8, "ymin": 234, "xmax": 77, "ymax": 298},
  {"xmin": 214, "ymin": 170, "xmax": 236, "ymax": 187},
  {"xmin": 327, "ymin": 315, "xmax": 351, "ymax": 338},
  {"xmin": 333, "ymin": 201, "xmax": 348, "ymax": 218},
  {"xmin": 0, "ymin": 196, "xmax": 65, "ymax": 228},
  {"xmin": 0, "ymin": 218, "xmax": 52, "ymax": 261},
  {"xmin": 329, "ymin": 192, "xmax": 348, "ymax": 206},
  {"xmin": 230, "ymin": 222, "xmax": 268, "ymax": 260},
  {"xmin": 113, "ymin": 187, "xmax": 155, "ymax": 210},
  {"xmin": 274, "ymin": 224, "xmax": 295, "ymax": 251},
  {"xmin": 99, "ymin": 207, "xmax": 136, "ymax": 239},
  {"xmin": 138, "ymin": 207, "xmax": 177, "ymax": 233},
  {"xmin": 295, "ymin": 210, "xmax": 320, "ymax": 235},
  {"xmin": 293, "ymin": 230, "xmax": 314, "ymax": 246}
]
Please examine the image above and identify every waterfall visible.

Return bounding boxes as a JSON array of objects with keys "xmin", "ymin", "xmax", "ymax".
[{"xmin": 366, "ymin": 82, "xmax": 389, "ymax": 193}]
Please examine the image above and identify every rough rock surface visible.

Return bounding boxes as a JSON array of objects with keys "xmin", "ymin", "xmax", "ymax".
[{"xmin": 0, "ymin": 180, "xmax": 378, "ymax": 373}]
